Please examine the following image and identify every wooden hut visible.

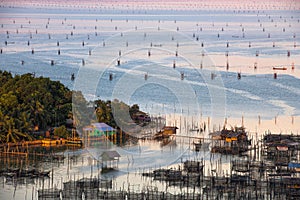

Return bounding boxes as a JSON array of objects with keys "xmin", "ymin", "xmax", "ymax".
[{"xmin": 100, "ymin": 150, "xmax": 120, "ymax": 171}]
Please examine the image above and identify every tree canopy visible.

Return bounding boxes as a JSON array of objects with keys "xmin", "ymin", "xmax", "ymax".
[
  {"xmin": 0, "ymin": 71, "xmax": 72, "ymax": 143},
  {"xmin": 0, "ymin": 70, "xmax": 149, "ymax": 143}
]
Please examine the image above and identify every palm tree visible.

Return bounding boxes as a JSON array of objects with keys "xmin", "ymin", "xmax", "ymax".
[{"xmin": 1, "ymin": 116, "xmax": 32, "ymax": 143}]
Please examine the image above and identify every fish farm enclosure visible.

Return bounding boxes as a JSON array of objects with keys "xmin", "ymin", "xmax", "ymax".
[{"xmin": 0, "ymin": 0, "xmax": 300, "ymax": 199}]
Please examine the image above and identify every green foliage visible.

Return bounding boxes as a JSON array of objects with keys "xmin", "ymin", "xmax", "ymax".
[
  {"xmin": 0, "ymin": 71, "xmax": 72, "ymax": 143},
  {"xmin": 0, "ymin": 70, "xmax": 147, "ymax": 143},
  {"xmin": 94, "ymin": 99, "xmax": 147, "ymax": 128},
  {"xmin": 53, "ymin": 125, "xmax": 70, "ymax": 139}
]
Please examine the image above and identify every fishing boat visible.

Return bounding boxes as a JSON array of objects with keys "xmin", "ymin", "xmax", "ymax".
[{"xmin": 273, "ymin": 67, "xmax": 287, "ymax": 70}]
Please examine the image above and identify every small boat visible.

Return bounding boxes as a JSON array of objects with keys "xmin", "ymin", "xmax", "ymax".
[
  {"xmin": 273, "ymin": 67, "xmax": 287, "ymax": 70},
  {"xmin": 276, "ymin": 146, "xmax": 288, "ymax": 151}
]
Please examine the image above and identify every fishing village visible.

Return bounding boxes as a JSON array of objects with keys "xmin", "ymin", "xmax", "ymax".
[
  {"xmin": 1, "ymin": 110, "xmax": 300, "ymax": 199},
  {"xmin": 0, "ymin": 0, "xmax": 300, "ymax": 199}
]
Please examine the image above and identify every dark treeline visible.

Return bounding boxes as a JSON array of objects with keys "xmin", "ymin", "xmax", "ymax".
[
  {"xmin": 0, "ymin": 71, "xmax": 147, "ymax": 143},
  {"xmin": 0, "ymin": 71, "xmax": 72, "ymax": 143}
]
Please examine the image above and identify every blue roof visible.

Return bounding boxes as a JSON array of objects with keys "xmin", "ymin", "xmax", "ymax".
[
  {"xmin": 288, "ymin": 162, "xmax": 300, "ymax": 168},
  {"xmin": 92, "ymin": 123, "xmax": 115, "ymax": 132}
]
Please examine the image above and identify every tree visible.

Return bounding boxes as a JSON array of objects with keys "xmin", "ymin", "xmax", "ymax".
[
  {"xmin": 0, "ymin": 71, "xmax": 73, "ymax": 143},
  {"xmin": 53, "ymin": 125, "xmax": 70, "ymax": 139}
]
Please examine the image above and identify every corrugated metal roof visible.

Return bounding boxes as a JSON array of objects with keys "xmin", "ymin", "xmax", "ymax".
[
  {"xmin": 92, "ymin": 123, "xmax": 115, "ymax": 131},
  {"xmin": 101, "ymin": 151, "xmax": 121, "ymax": 161},
  {"xmin": 83, "ymin": 123, "xmax": 115, "ymax": 132},
  {"xmin": 289, "ymin": 162, "xmax": 300, "ymax": 168}
]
